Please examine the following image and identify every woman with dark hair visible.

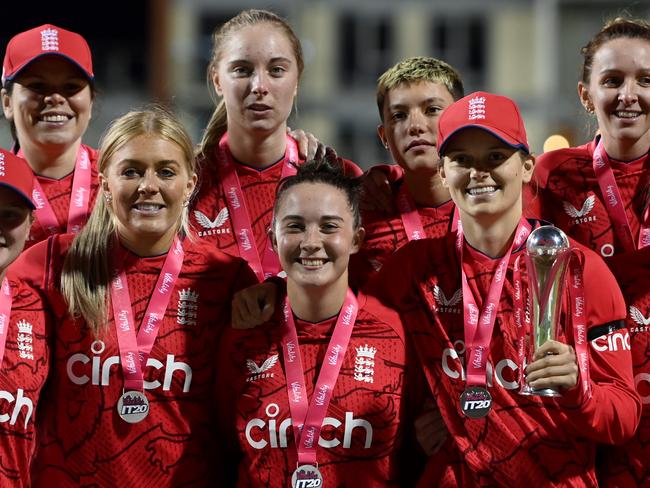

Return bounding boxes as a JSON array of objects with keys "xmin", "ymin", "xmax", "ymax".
[{"xmin": 220, "ymin": 158, "xmax": 420, "ymax": 486}]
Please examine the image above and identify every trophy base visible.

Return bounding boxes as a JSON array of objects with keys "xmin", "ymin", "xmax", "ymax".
[{"xmin": 519, "ymin": 385, "xmax": 561, "ymax": 397}]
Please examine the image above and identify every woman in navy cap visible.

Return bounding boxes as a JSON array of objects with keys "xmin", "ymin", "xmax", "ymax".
[
  {"xmin": 0, "ymin": 149, "xmax": 51, "ymax": 487},
  {"xmin": 1, "ymin": 24, "xmax": 98, "ymax": 248}
]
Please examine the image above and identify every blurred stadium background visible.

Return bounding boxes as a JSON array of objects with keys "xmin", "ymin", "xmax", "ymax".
[{"xmin": 1, "ymin": 0, "xmax": 648, "ymax": 168}]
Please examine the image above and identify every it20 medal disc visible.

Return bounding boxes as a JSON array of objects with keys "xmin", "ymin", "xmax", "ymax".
[
  {"xmin": 291, "ymin": 464, "xmax": 323, "ymax": 488},
  {"xmin": 117, "ymin": 390, "xmax": 150, "ymax": 424},
  {"xmin": 460, "ymin": 386, "xmax": 492, "ymax": 419}
]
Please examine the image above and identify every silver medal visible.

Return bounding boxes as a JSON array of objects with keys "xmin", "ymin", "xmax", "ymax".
[
  {"xmin": 291, "ymin": 464, "xmax": 323, "ymax": 488},
  {"xmin": 117, "ymin": 390, "xmax": 150, "ymax": 424},
  {"xmin": 460, "ymin": 386, "xmax": 492, "ymax": 419}
]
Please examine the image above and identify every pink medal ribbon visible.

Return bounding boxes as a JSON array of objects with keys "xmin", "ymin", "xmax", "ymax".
[
  {"xmin": 396, "ymin": 185, "xmax": 425, "ymax": 240},
  {"xmin": 281, "ymin": 288, "xmax": 358, "ymax": 466},
  {"xmin": 22, "ymin": 145, "xmax": 92, "ymax": 236},
  {"xmin": 0, "ymin": 279, "xmax": 13, "ymax": 366},
  {"xmin": 217, "ymin": 134, "xmax": 299, "ymax": 281},
  {"xmin": 397, "ymin": 185, "xmax": 460, "ymax": 241},
  {"xmin": 513, "ymin": 250, "xmax": 591, "ymax": 398},
  {"xmin": 592, "ymin": 139, "xmax": 650, "ymax": 251},
  {"xmin": 457, "ymin": 218, "xmax": 532, "ymax": 387},
  {"xmin": 109, "ymin": 236, "xmax": 184, "ymax": 391}
]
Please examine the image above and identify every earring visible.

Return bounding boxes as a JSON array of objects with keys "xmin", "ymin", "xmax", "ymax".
[
  {"xmin": 584, "ymin": 103, "xmax": 594, "ymax": 114},
  {"xmin": 104, "ymin": 192, "xmax": 112, "ymax": 203}
]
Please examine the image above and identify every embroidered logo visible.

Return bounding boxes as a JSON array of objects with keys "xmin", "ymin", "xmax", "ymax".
[
  {"xmin": 194, "ymin": 208, "xmax": 230, "ymax": 237},
  {"xmin": 40, "ymin": 28, "xmax": 59, "ymax": 51},
  {"xmin": 16, "ymin": 320, "xmax": 34, "ymax": 361},
  {"xmin": 369, "ymin": 259, "xmax": 383, "ymax": 272},
  {"xmin": 630, "ymin": 305, "xmax": 650, "ymax": 326},
  {"xmin": 177, "ymin": 288, "xmax": 199, "ymax": 326},
  {"xmin": 354, "ymin": 344, "xmax": 377, "ymax": 383},
  {"xmin": 563, "ymin": 195, "xmax": 596, "ymax": 224},
  {"xmin": 246, "ymin": 354, "xmax": 278, "ymax": 382},
  {"xmin": 433, "ymin": 285, "xmax": 462, "ymax": 314},
  {"xmin": 468, "ymin": 96, "xmax": 486, "ymax": 120}
]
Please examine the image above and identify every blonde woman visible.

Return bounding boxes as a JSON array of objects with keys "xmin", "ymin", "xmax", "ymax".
[{"xmin": 11, "ymin": 107, "xmax": 256, "ymax": 487}]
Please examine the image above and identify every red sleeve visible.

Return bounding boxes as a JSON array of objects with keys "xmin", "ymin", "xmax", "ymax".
[
  {"xmin": 558, "ymin": 247, "xmax": 641, "ymax": 445},
  {"xmin": 365, "ymin": 163, "xmax": 404, "ymax": 184},
  {"xmin": 338, "ymin": 157, "xmax": 364, "ymax": 177}
]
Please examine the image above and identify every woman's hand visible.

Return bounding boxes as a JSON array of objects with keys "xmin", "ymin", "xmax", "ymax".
[
  {"xmin": 415, "ymin": 398, "xmax": 448, "ymax": 455},
  {"xmin": 525, "ymin": 340, "xmax": 579, "ymax": 391},
  {"xmin": 288, "ymin": 128, "xmax": 327, "ymax": 161},
  {"xmin": 360, "ymin": 166, "xmax": 398, "ymax": 213},
  {"xmin": 232, "ymin": 282, "xmax": 278, "ymax": 329}
]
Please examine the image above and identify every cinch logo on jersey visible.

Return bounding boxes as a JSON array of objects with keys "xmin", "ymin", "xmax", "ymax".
[
  {"xmin": 468, "ymin": 96, "xmax": 486, "ymax": 120},
  {"xmin": 433, "ymin": 285, "xmax": 461, "ymax": 314},
  {"xmin": 354, "ymin": 345, "xmax": 376, "ymax": 383},
  {"xmin": 442, "ymin": 340, "xmax": 519, "ymax": 390},
  {"xmin": 563, "ymin": 195, "xmax": 596, "ymax": 225},
  {"xmin": 0, "ymin": 388, "xmax": 34, "ymax": 429},
  {"xmin": 245, "ymin": 403, "xmax": 373, "ymax": 450},
  {"xmin": 177, "ymin": 288, "xmax": 199, "ymax": 326},
  {"xmin": 246, "ymin": 354, "xmax": 278, "ymax": 382},
  {"xmin": 66, "ymin": 340, "xmax": 193, "ymax": 392},
  {"xmin": 194, "ymin": 208, "xmax": 230, "ymax": 237},
  {"xmin": 16, "ymin": 320, "xmax": 34, "ymax": 361},
  {"xmin": 590, "ymin": 330, "xmax": 631, "ymax": 352},
  {"xmin": 40, "ymin": 28, "xmax": 59, "ymax": 51}
]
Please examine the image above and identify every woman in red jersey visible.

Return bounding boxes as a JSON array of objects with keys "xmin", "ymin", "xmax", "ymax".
[
  {"xmin": 365, "ymin": 92, "xmax": 640, "ymax": 487},
  {"xmin": 1, "ymin": 24, "xmax": 99, "ymax": 248},
  {"xmin": 0, "ymin": 150, "xmax": 51, "ymax": 487},
  {"xmin": 10, "ymin": 106, "xmax": 256, "ymax": 487},
  {"xmin": 192, "ymin": 9, "xmax": 361, "ymax": 281},
  {"xmin": 532, "ymin": 18, "xmax": 650, "ymax": 487},
  {"xmin": 534, "ymin": 17, "xmax": 650, "ymax": 260},
  {"xmin": 220, "ymin": 158, "xmax": 421, "ymax": 487}
]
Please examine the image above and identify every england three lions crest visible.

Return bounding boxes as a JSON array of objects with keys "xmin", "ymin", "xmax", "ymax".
[{"xmin": 177, "ymin": 289, "xmax": 199, "ymax": 326}]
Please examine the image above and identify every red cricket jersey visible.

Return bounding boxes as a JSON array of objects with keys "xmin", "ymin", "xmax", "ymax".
[
  {"xmin": 534, "ymin": 137, "xmax": 649, "ymax": 259},
  {"xmin": 350, "ymin": 176, "xmax": 455, "ymax": 291},
  {"xmin": 367, "ymin": 223, "xmax": 640, "ymax": 487},
  {"xmin": 219, "ymin": 292, "xmax": 420, "ymax": 487},
  {"xmin": 10, "ymin": 233, "xmax": 256, "ymax": 487},
  {"xmin": 191, "ymin": 141, "xmax": 362, "ymax": 270},
  {"xmin": 24, "ymin": 144, "xmax": 99, "ymax": 250},
  {"xmin": 0, "ymin": 279, "xmax": 50, "ymax": 487},
  {"xmin": 600, "ymin": 247, "xmax": 650, "ymax": 486}
]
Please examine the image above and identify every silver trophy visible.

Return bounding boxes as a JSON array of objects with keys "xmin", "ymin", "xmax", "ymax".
[{"xmin": 520, "ymin": 225, "xmax": 570, "ymax": 397}]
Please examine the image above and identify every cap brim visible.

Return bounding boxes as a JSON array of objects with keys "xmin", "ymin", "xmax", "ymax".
[
  {"xmin": 0, "ymin": 182, "xmax": 36, "ymax": 209},
  {"xmin": 439, "ymin": 124, "xmax": 529, "ymax": 156},
  {"xmin": 3, "ymin": 52, "xmax": 94, "ymax": 83}
]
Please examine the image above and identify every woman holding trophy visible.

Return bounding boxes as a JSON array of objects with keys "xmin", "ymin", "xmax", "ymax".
[{"xmin": 365, "ymin": 92, "xmax": 641, "ymax": 486}]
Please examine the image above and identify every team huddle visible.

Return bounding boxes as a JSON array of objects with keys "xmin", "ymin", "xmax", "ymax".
[{"xmin": 0, "ymin": 8, "xmax": 649, "ymax": 488}]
